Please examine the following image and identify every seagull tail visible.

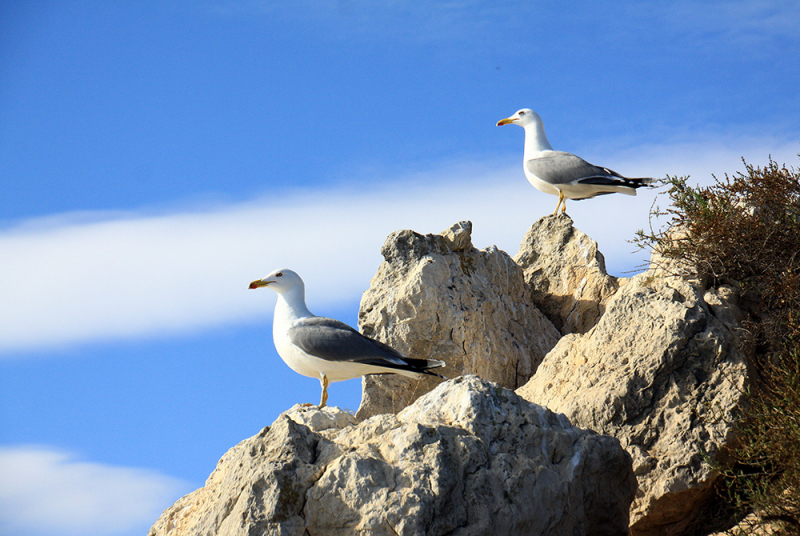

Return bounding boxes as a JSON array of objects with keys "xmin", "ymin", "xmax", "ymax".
[
  {"xmin": 631, "ymin": 177, "xmax": 656, "ymax": 187},
  {"xmin": 581, "ymin": 176, "xmax": 655, "ymax": 189},
  {"xmin": 621, "ymin": 177, "xmax": 656, "ymax": 195},
  {"xmin": 575, "ymin": 176, "xmax": 656, "ymax": 198},
  {"xmin": 419, "ymin": 358, "xmax": 448, "ymax": 380},
  {"xmin": 423, "ymin": 358, "xmax": 446, "ymax": 369},
  {"xmin": 403, "ymin": 357, "xmax": 448, "ymax": 379},
  {"xmin": 423, "ymin": 369, "xmax": 448, "ymax": 380}
]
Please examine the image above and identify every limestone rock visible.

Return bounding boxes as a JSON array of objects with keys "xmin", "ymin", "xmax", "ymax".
[
  {"xmin": 147, "ymin": 415, "xmax": 320, "ymax": 536},
  {"xmin": 356, "ymin": 221, "xmax": 559, "ymax": 419},
  {"xmin": 517, "ymin": 261, "xmax": 749, "ymax": 536},
  {"xmin": 513, "ymin": 214, "xmax": 620, "ymax": 335},
  {"xmin": 150, "ymin": 376, "xmax": 637, "ymax": 536}
]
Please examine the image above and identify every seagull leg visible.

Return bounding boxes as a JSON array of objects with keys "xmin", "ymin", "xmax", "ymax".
[
  {"xmin": 561, "ymin": 199, "xmax": 567, "ymax": 214},
  {"xmin": 552, "ymin": 190, "xmax": 565, "ymax": 215},
  {"xmin": 318, "ymin": 374, "xmax": 329, "ymax": 408}
]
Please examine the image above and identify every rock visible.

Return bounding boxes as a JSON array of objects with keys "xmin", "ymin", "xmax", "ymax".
[
  {"xmin": 147, "ymin": 415, "xmax": 319, "ymax": 536},
  {"xmin": 513, "ymin": 214, "xmax": 620, "ymax": 335},
  {"xmin": 150, "ymin": 376, "xmax": 637, "ymax": 536},
  {"xmin": 704, "ymin": 284, "xmax": 744, "ymax": 327},
  {"xmin": 708, "ymin": 512, "xmax": 785, "ymax": 536},
  {"xmin": 517, "ymin": 260, "xmax": 749, "ymax": 536},
  {"xmin": 356, "ymin": 221, "xmax": 559, "ymax": 419}
]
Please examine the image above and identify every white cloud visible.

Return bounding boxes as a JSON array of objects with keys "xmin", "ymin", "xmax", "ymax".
[
  {"xmin": 0, "ymin": 446, "xmax": 189, "ymax": 536},
  {"xmin": 0, "ymin": 138, "xmax": 796, "ymax": 355}
]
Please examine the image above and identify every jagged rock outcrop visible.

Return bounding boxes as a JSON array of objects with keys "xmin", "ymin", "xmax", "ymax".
[
  {"xmin": 517, "ymin": 251, "xmax": 749, "ymax": 536},
  {"xmin": 353, "ymin": 217, "xmax": 748, "ymax": 534},
  {"xmin": 356, "ymin": 221, "xmax": 559, "ymax": 419},
  {"xmin": 513, "ymin": 214, "xmax": 621, "ymax": 335},
  {"xmin": 150, "ymin": 376, "xmax": 637, "ymax": 536},
  {"xmin": 150, "ymin": 216, "xmax": 751, "ymax": 536}
]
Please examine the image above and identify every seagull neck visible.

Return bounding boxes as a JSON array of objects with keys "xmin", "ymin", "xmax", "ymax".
[
  {"xmin": 275, "ymin": 287, "xmax": 312, "ymax": 322},
  {"xmin": 523, "ymin": 123, "xmax": 554, "ymax": 158}
]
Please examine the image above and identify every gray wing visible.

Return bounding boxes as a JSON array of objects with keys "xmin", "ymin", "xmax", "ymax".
[
  {"xmin": 288, "ymin": 317, "xmax": 445, "ymax": 375},
  {"xmin": 287, "ymin": 316, "xmax": 408, "ymax": 366},
  {"xmin": 525, "ymin": 151, "xmax": 630, "ymax": 186}
]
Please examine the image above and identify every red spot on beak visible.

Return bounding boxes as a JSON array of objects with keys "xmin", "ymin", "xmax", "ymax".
[{"xmin": 249, "ymin": 282, "xmax": 259, "ymax": 289}]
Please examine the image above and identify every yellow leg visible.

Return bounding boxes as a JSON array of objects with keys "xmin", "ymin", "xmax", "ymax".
[
  {"xmin": 318, "ymin": 374, "xmax": 329, "ymax": 408},
  {"xmin": 552, "ymin": 190, "xmax": 565, "ymax": 215},
  {"xmin": 561, "ymin": 199, "xmax": 567, "ymax": 214}
]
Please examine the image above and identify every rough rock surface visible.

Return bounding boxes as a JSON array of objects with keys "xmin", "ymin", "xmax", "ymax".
[
  {"xmin": 513, "ymin": 214, "xmax": 621, "ymax": 335},
  {"xmin": 356, "ymin": 221, "xmax": 559, "ymax": 419},
  {"xmin": 517, "ymin": 258, "xmax": 749, "ymax": 536},
  {"xmin": 149, "ymin": 376, "xmax": 636, "ymax": 536}
]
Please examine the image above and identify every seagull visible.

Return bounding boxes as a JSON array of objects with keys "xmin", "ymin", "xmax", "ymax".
[
  {"xmin": 249, "ymin": 269, "xmax": 445, "ymax": 408},
  {"xmin": 497, "ymin": 109, "xmax": 654, "ymax": 215}
]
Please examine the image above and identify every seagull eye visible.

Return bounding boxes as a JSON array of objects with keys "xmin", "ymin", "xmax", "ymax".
[
  {"xmin": 519, "ymin": 111, "xmax": 525, "ymax": 116},
  {"xmin": 276, "ymin": 272, "xmax": 283, "ymax": 277}
]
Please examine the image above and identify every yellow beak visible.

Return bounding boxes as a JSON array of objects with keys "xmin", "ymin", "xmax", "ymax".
[
  {"xmin": 249, "ymin": 279, "xmax": 272, "ymax": 289},
  {"xmin": 496, "ymin": 117, "xmax": 516, "ymax": 126}
]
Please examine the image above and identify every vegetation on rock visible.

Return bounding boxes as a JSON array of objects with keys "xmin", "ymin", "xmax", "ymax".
[{"xmin": 635, "ymin": 158, "xmax": 800, "ymax": 535}]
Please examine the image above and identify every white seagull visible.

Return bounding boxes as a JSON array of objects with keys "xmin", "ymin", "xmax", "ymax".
[
  {"xmin": 249, "ymin": 269, "xmax": 445, "ymax": 408},
  {"xmin": 497, "ymin": 109, "xmax": 654, "ymax": 215}
]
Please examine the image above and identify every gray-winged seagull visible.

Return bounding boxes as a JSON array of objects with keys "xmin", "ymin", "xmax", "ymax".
[
  {"xmin": 497, "ymin": 109, "xmax": 653, "ymax": 215},
  {"xmin": 249, "ymin": 269, "xmax": 445, "ymax": 408}
]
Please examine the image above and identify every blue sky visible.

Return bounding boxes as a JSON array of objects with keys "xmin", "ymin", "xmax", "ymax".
[{"xmin": 1, "ymin": 1, "xmax": 799, "ymax": 534}]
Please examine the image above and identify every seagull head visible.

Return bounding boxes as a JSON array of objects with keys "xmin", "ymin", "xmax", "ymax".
[
  {"xmin": 249, "ymin": 268, "xmax": 304, "ymax": 294},
  {"xmin": 496, "ymin": 108, "xmax": 542, "ymax": 128}
]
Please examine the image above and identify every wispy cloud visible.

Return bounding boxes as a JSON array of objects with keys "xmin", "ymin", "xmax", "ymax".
[
  {"xmin": 1, "ymin": 138, "xmax": 796, "ymax": 355},
  {"xmin": 0, "ymin": 446, "xmax": 189, "ymax": 536}
]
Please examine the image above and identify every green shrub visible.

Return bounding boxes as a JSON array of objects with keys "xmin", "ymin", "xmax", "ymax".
[{"xmin": 635, "ymin": 158, "xmax": 800, "ymax": 535}]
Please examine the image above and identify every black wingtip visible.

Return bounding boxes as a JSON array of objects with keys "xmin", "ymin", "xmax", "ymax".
[
  {"xmin": 420, "ymin": 359, "xmax": 447, "ymax": 379},
  {"xmin": 423, "ymin": 369, "xmax": 448, "ymax": 380},
  {"xmin": 629, "ymin": 177, "xmax": 656, "ymax": 187}
]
